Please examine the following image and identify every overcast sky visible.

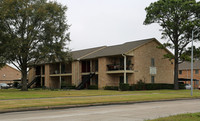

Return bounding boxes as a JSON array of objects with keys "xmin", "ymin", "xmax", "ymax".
[{"xmin": 57, "ymin": 0, "xmax": 199, "ymax": 51}]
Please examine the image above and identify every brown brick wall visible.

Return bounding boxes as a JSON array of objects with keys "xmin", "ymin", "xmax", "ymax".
[
  {"xmin": 134, "ymin": 41, "xmax": 174, "ymax": 84},
  {"xmin": 27, "ymin": 40, "xmax": 174, "ymax": 89},
  {"xmin": 179, "ymin": 69, "xmax": 200, "ymax": 88},
  {"xmin": 72, "ymin": 61, "xmax": 82, "ymax": 86},
  {"xmin": 50, "ymin": 76, "xmax": 60, "ymax": 88},
  {"xmin": 0, "ymin": 65, "xmax": 21, "ymax": 83},
  {"xmin": 98, "ymin": 57, "xmax": 113, "ymax": 88},
  {"xmin": 45, "ymin": 64, "xmax": 51, "ymax": 87},
  {"xmin": 28, "ymin": 67, "xmax": 35, "ymax": 83}
]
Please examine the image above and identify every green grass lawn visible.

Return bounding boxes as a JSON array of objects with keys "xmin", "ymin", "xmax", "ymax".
[
  {"xmin": 148, "ymin": 112, "xmax": 200, "ymax": 121},
  {"xmin": 0, "ymin": 89, "xmax": 199, "ymax": 111}
]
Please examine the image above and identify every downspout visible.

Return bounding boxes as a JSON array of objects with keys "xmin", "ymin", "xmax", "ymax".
[
  {"xmin": 122, "ymin": 54, "xmax": 127, "ymax": 84},
  {"xmin": 90, "ymin": 60, "xmax": 92, "ymax": 85}
]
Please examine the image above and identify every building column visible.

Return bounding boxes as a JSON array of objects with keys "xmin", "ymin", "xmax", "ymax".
[
  {"xmin": 122, "ymin": 54, "xmax": 127, "ymax": 83},
  {"xmin": 90, "ymin": 60, "xmax": 93, "ymax": 84},
  {"xmin": 44, "ymin": 64, "xmax": 50, "ymax": 88},
  {"xmin": 72, "ymin": 61, "xmax": 81, "ymax": 87}
]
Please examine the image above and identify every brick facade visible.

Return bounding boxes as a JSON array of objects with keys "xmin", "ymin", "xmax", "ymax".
[
  {"xmin": 179, "ymin": 69, "xmax": 200, "ymax": 88},
  {"xmin": 0, "ymin": 65, "xmax": 21, "ymax": 84},
  {"xmin": 28, "ymin": 39, "xmax": 174, "ymax": 89},
  {"xmin": 179, "ymin": 60, "xmax": 200, "ymax": 88},
  {"xmin": 133, "ymin": 41, "xmax": 174, "ymax": 84}
]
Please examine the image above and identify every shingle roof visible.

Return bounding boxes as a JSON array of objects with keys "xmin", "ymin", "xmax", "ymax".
[
  {"xmin": 30, "ymin": 38, "xmax": 160, "ymax": 65},
  {"xmin": 179, "ymin": 60, "xmax": 200, "ymax": 70},
  {"xmin": 71, "ymin": 46, "xmax": 106, "ymax": 60},
  {"xmin": 80, "ymin": 38, "xmax": 154, "ymax": 60}
]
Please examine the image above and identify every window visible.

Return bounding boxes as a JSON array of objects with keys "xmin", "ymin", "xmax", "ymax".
[
  {"xmin": 151, "ymin": 58, "xmax": 155, "ymax": 67},
  {"xmin": 179, "ymin": 70, "xmax": 182, "ymax": 75},
  {"xmin": 95, "ymin": 60, "xmax": 98, "ymax": 72},
  {"xmin": 151, "ymin": 76, "xmax": 155, "ymax": 83},
  {"xmin": 61, "ymin": 64, "xmax": 66, "ymax": 74},
  {"xmin": 120, "ymin": 58, "xmax": 124, "ymax": 68},
  {"xmin": 195, "ymin": 70, "xmax": 199, "ymax": 74},
  {"xmin": 82, "ymin": 61, "xmax": 90, "ymax": 72}
]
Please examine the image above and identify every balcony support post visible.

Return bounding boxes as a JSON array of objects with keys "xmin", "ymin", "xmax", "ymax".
[
  {"xmin": 77, "ymin": 59, "xmax": 80, "ymax": 86},
  {"xmin": 122, "ymin": 54, "xmax": 127, "ymax": 83},
  {"xmin": 90, "ymin": 60, "xmax": 93, "ymax": 84}
]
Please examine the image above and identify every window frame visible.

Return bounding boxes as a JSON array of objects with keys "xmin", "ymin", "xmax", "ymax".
[
  {"xmin": 151, "ymin": 58, "xmax": 155, "ymax": 67},
  {"xmin": 179, "ymin": 70, "xmax": 182, "ymax": 75},
  {"xmin": 195, "ymin": 70, "xmax": 199, "ymax": 74}
]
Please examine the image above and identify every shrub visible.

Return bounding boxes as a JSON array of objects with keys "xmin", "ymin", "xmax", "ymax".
[
  {"xmin": 88, "ymin": 85, "xmax": 98, "ymax": 90},
  {"xmin": 129, "ymin": 85, "xmax": 135, "ymax": 91},
  {"xmin": 61, "ymin": 85, "xmax": 76, "ymax": 90},
  {"xmin": 130, "ymin": 83, "xmax": 179, "ymax": 91},
  {"xmin": 145, "ymin": 84, "xmax": 174, "ymax": 90},
  {"xmin": 66, "ymin": 85, "xmax": 76, "ymax": 89},
  {"xmin": 135, "ymin": 80, "xmax": 146, "ymax": 90},
  {"xmin": 179, "ymin": 84, "xmax": 186, "ymax": 89},
  {"xmin": 104, "ymin": 86, "xmax": 119, "ymax": 90},
  {"xmin": 119, "ymin": 83, "xmax": 130, "ymax": 91},
  {"xmin": 130, "ymin": 83, "xmax": 145, "ymax": 90},
  {"xmin": 13, "ymin": 82, "xmax": 19, "ymax": 88}
]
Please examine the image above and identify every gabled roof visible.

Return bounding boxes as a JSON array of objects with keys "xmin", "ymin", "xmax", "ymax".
[
  {"xmin": 72, "ymin": 46, "xmax": 106, "ymax": 60},
  {"xmin": 32, "ymin": 38, "xmax": 166, "ymax": 64},
  {"xmin": 80, "ymin": 38, "xmax": 154, "ymax": 60},
  {"xmin": 179, "ymin": 60, "xmax": 200, "ymax": 70},
  {"xmin": 0, "ymin": 64, "xmax": 20, "ymax": 72}
]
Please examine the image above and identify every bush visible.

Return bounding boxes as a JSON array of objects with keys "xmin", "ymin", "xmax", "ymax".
[
  {"xmin": 130, "ymin": 80, "xmax": 145, "ymax": 90},
  {"xmin": 119, "ymin": 83, "xmax": 130, "ymax": 91},
  {"xmin": 135, "ymin": 84, "xmax": 145, "ymax": 90},
  {"xmin": 130, "ymin": 83, "xmax": 178, "ymax": 91},
  {"xmin": 129, "ymin": 85, "xmax": 135, "ymax": 91},
  {"xmin": 145, "ymin": 84, "xmax": 174, "ymax": 90},
  {"xmin": 66, "ymin": 85, "xmax": 76, "ymax": 89},
  {"xmin": 88, "ymin": 85, "xmax": 98, "ymax": 90},
  {"xmin": 104, "ymin": 86, "xmax": 119, "ymax": 90},
  {"xmin": 106, "ymin": 83, "xmax": 185, "ymax": 91},
  {"xmin": 13, "ymin": 82, "xmax": 19, "ymax": 88},
  {"xmin": 61, "ymin": 85, "xmax": 76, "ymax": 90},
  {"xmin": 179, "ymin": 84, "xmax": 186, "ymax": 89}
]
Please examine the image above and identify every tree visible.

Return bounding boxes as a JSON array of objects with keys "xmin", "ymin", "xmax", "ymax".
[
  {"xmin": 0, "ymin": 0, "xmax": 71, "ymax": 91},
  {"xmin": 144, "ymin": 0, "xmax": 200, "ymax": 89},
  {"xmin": 184, "ymin": 46, "xmax": 200, "ymax": 59}
]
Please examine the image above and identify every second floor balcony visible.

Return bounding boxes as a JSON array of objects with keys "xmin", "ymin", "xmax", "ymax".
[
  {"xmin": 106, "ymin": 63, "xmax": 134, "ymax": 74},
  {"xmin": 50, "ymin": 63, "xmax": 72, "ymax": 77},
  {"xmin": 107, "ymin": 63, "xmax": 133, "ymax": 71}
]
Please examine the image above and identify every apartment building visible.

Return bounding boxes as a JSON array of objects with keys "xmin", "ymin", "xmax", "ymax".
[
  {"xmin": 179, "ymin": 60, "xmax": 200, "ymax": 88},
  {"xmin": 28, "ymin": 38, "xmax": 174, "ymax": 89},
  {"xmin": 0, "ymin": 65, "xmax": 21, "ymax": 84}
]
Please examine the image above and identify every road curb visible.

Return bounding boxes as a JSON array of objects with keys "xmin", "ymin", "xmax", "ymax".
[{"xmin": 0, "ymin": 98, "xmax": 200, "ymax": 114}]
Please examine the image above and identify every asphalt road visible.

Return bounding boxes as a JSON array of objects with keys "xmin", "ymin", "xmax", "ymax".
[{"xmin": 1, "ymin": 99, "xmax": 200, "ymax": 121}]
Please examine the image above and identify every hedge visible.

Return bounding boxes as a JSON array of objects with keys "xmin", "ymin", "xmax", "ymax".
[
  {"xmin": 105, "ymin": 83, "xmax": 185, "ymax": 91},
  {"xmin": 104, "ymin": 86, "xmax": 119, "ymax": 90},
  {"xmin": 130, "ymin": 83, "xmax": 185, "ymax": 90},
  {"xmin": 88, "ymin": 85, "xmax": 98, "ymax": 90},
  {"xmin": 119, "ymin": 83, "xmax": 130, "ymax": 91}
]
